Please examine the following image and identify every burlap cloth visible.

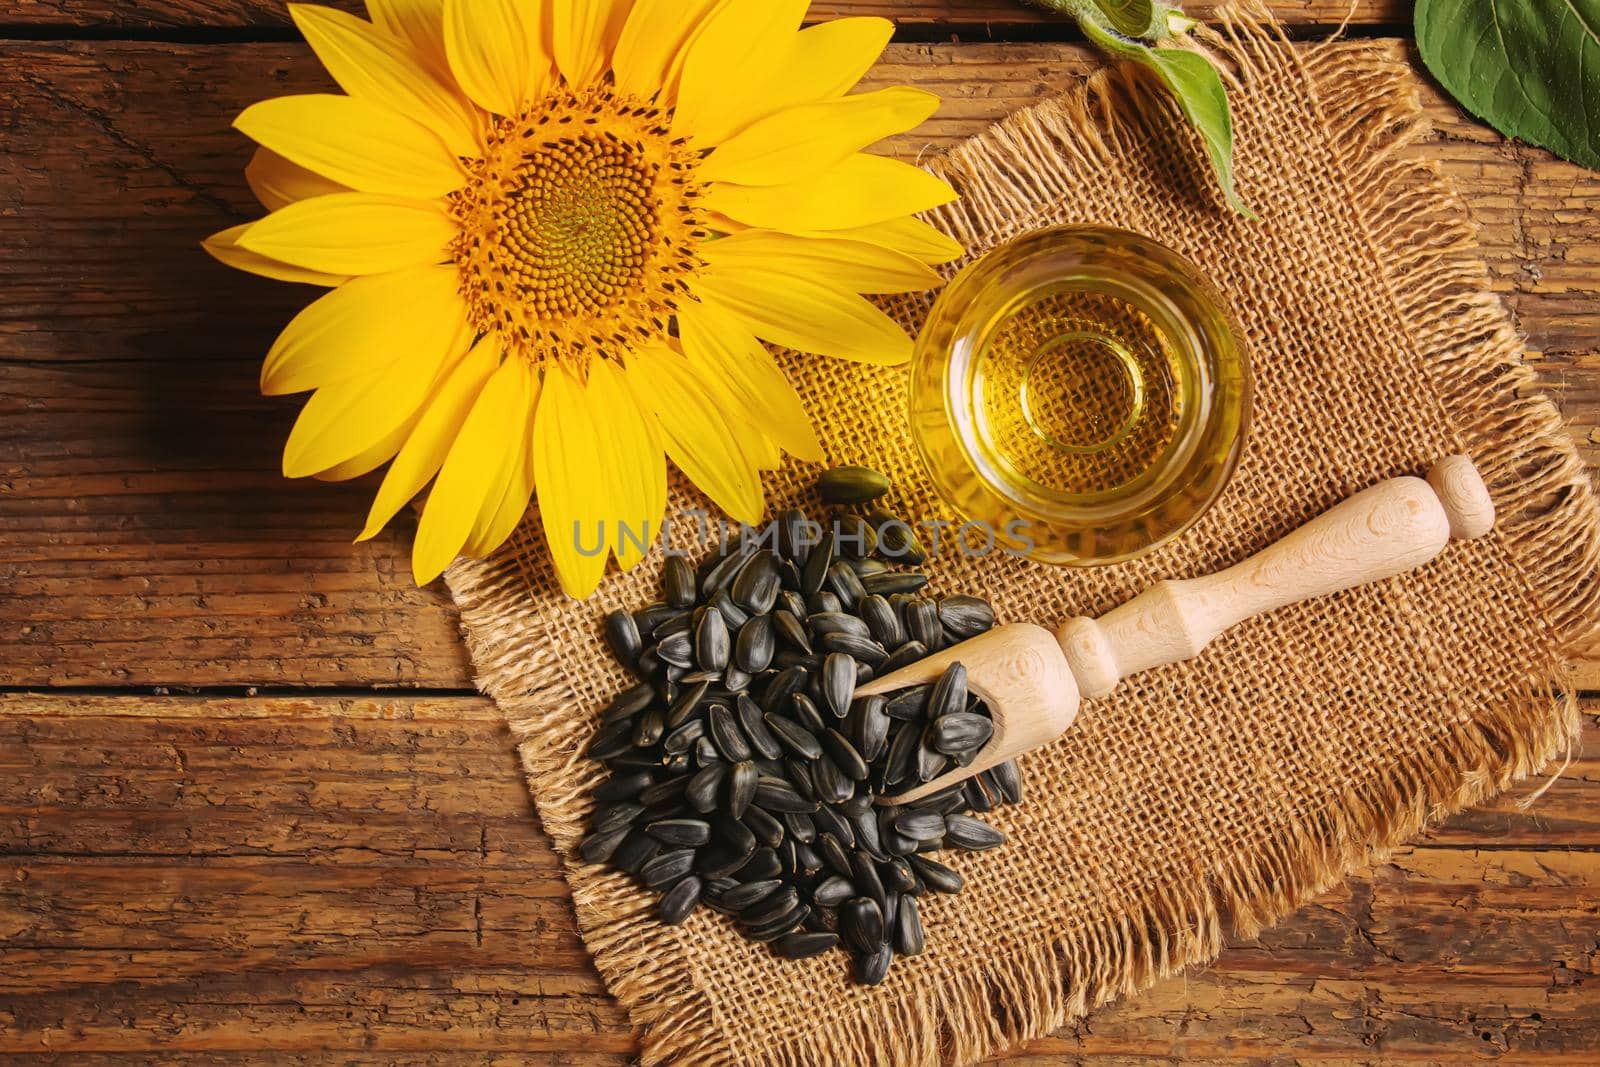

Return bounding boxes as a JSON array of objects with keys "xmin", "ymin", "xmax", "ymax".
[{"xmin": 443, "ymin": 16, "xmax": 1600, "ymax": 1066}]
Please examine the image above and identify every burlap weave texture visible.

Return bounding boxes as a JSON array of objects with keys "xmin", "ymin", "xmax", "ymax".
[{"xmin": 445, "ymin": 18, "xmax": 1600, "ymax": 1066}]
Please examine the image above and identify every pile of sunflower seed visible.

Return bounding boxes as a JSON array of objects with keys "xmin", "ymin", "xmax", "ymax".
[{"xmin": 579, "ymin": 467, "xmax": 1023, "ymax": 986}]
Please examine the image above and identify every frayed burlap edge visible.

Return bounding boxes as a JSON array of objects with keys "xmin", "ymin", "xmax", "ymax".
[{"xmin": 444, "ymin": 14, "xmax": 1600, "ymax": 1067}]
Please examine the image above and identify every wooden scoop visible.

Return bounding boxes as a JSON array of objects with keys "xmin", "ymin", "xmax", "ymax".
[{"xmin": 863, "ymin": 456, "xmax": 1497, "ymax": 805}]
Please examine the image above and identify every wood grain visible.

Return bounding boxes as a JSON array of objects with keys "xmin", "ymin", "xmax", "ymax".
[
  {"xmin": 0, "ymin": 40, "xmax": 1595, "ymax": 690},
  {"xmin": 1, "ymin": 693, "xmax": 1594, "ymax": 1061},
  {"xmin": 0, "ymin": 1, "xmax": 1412, "ymax": 32}
]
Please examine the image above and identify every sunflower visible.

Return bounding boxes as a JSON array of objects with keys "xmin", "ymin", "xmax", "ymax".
[{"xmin": 206, "ymin": 0, "xmax": 961, "ymax": 597}]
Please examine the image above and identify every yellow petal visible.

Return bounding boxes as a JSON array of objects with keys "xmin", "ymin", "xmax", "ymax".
[
  {"xmin": 238, "ymin": 192, "xmax": 456, "ymax": 277},
  {"xmin": 701, "ymin": 230, "xmax": 942, "ymax": 295},
  {"xmin": 367, "ymin": 0, "xmax": 451, "ymax": 75},
  {"xmin": 246, "ymin": 148, "xmax": 350, "ymax": 212},
  {"xmin": 701, "ymin": 88, "xmax": 940, "ymax": 187},
  {"xmin": 262, "ymin": 264, "xmax": 467, "ymax": 396},
  {"xmin": 809, "ymin": 215, "xmax": 966, "ymax": 266},
  {"xmin": 533, "ymin": 364, "xmax": 611, "ymax": 598},
  {"xmin": 442, "ymin": 0, "xmax": 548, "ymax": 118},
  {"xmin": 673, "ymin": 0, "xmax": 809, "ymax": 146},
  {"xmin": 692, "ymin": 268, "xmax": 913, "ymax": 365},
  {"xmin": 235, "ymin": 94, "xmax": 466, "ymax": 199},
  {"xmin": 761, "ymin": 17, "xmax": 894, "ymax": 113},
  {"xmin": 465, "ymin": 369, "xmax": 542, "ymax": 559},
  {"xmin": 703, "ymin": 153, "xmax": 957, "ymax": 233},
  {"xmin": 313, "ymin": 410, "xmax": 421, "ymax": 481},
  {"xmin": 282, "ymin": 317, "xmax": 465, "ymax": 480},
  {"xmin": 588, "ymin": 358, "xmax": 667, "ymax": 571},
  {"xmin": 677, "ymin": 298, "xmax": 822, "ymax": 464},
  {"xmin": 412, "ymin": 354, "xmax": 532, "ymax": 583},
  {"xmin": 625, "ymin": 347, "xmax": 764, "ymax": 526},
  {"xmin": 612, "ymin": 0, "xmax": 722, "ymax": 101},
  {"xmin": 553, "ymin": 0, "xmax": 631, "ymax": 89},
  {"xmin": 361, "ymin": 337, "xmax": 501, "ymax": 540},
  {"xmin": 204, "ymin": 223, "xmax": 350, "ymax": 287},
  {"xmin": 290, "ymin": 4, "xmax": 481, "ymax": 158}
]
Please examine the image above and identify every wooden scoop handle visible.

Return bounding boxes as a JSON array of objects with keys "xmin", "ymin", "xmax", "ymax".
[{"xmin": 1057, "ymin": 456, "xmax": 1495, "ymax": 700}]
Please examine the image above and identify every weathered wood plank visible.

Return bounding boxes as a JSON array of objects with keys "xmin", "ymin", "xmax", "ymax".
[
  {"xmin": 0, "ymin": 40, "xmax": 1596, "ymax": 688},
  {"xmin": 0, "ymin": 1, "xmax": 1412, "ymax": 32},
  {"xmin": 0, "ymin": 694, "xmax": 1594, "ymax": 1061}
]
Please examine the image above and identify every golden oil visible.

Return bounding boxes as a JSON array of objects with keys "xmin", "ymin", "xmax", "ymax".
[{"xmin": 910, "ymin": 226, "xmax": 1251, "ymax": 565}]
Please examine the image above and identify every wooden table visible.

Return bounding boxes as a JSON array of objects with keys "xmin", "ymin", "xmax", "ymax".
[{"xmin": 2, "ymin": 2, "xmax": 1596, "ymax": 1062}]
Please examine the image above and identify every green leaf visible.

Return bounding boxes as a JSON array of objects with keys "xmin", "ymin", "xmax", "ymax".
[
  {"xmin": 1079, "ymin": 16, "xmax": 1253, "ymax": 216},
  {"xmin": 1416, "ymin": 0, "xmax": 1600, "ymax": 171}
]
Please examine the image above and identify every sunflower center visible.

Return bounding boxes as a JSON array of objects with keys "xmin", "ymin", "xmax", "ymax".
[{"xmin": 452, "ymin": 88, "xmax": 706, "ymax": 370}]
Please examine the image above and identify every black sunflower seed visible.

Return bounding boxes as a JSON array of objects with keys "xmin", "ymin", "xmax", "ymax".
[
  {"xmin": 593, "ymin": 802, "xmax": 645, "ymax": 835},
  {"xmin": 944, "ymin": 814, "xmax": 1005, "ymax": 851},
  {"xmin": 784, "ymin": 758, "xmax": 818, "ymax": 801},
  {"xmin": 776, "ymin": 931, "xmax": 838, "ymax": 958},
  {"xmin": 811, "ymin": 755, "xmax": 855, "ymax": 805},
  {"xmin": 835, "ymin": 514, "xmax": 878, "ymax": 559},
  {"xmin": 707, "ymin": 704, "xmax": 752, "ymax": 763},
  {"xmin": 863, "ymin": 572, "xmax": 929, "ymax": 596},
  {"xmin": 906, "ymin": 599, "xmax": 943, "ymax": 651},
  {"xmin": 754, "ymin": 775, "xmax": 819, "ymax": 813},
  {"xmin": 641, "ymin": 849, "xmax": 695, "ymax": 889},
  {"xmin": 638, "ymin": 776, "xmax": 688, "ymax": 807},
  {"xmin": 760, "ymin": 664, "xmax": 808, "ymax": 712},
  {"xmin": 822, "ymin": 729, "xmax": 869, "ymax": 780},
  {"xmin": 851, "ymin": 808, "xmax": 887, "ymax": 861},
  {"xmin": 894, "ymin": 895, "xmax": 925, "ymax": 955},
  {"xmin": 736, "ymin": 847, "xmax": 781, "ymax": 882},
  {"xmin": 840, "ymin": 897, "xmax": 885, "ymax": 954},
  {"xmin": 807, "ymin": 590, "xmax": 843, "ymax": 614},
  {"xmin": 695, "ymin": 608, "xmax": 730, "ymax": 672},
  {"xmin": 604, "ymin": 610, "xmax": 642, "ymax": 666},
  {"xmin": 663, "ymin": 555, "xmax": 696, "ymax": 609},
  {"xmin": 666, "ymin": 678, "xmax": 711, "ymax": 728},
  {"xmin": 869, "ymin": 509, "xmax": 928, "ymax": 565},
  {"xmin": 882, "ymin": 858, "xmax": 919, "ymax": 894},
  {"xmin": 894, "ymin": 810, "xmax": 946, "ymax": 841},
  {"xmin": 592, "ymin": 770, "xmax": 653, "ymax": 804},
  {"xmin": 657, "ymin": 630, "xmax": 693, "ymax": 669},
  {"xmin": 988, "ymin": 760, "xmax": 1024, "ymax": 804},
  {"xmin": 659, "ymin": 875, "xmax": 702, "ymax": 925},
  {"xmin": 732, "ymin": 551, "xmax": 782, "ymax": 614},
  {"xmin": 734, "ymin": 694, "xmax": 782, "ymax": 760},
  {"xmin": 915, "ymin": 734, "xmax": 949, "ymax": 783},
  {"xmin": 808, "ymin": 612, "xmax": 871, "ymax": 639},
  {"xmin": 850, "ymin": 851, "xmax": 887, "ymax": 910},
  {"xmin": 586, "ymin": 720, "xmax": 634, "ymax": 761},
  {"xmin": 741, "ymin": 886, "xmax": 800, "ymax": 926},
  {"xmin": 818, "ymin": 631, "xmax": 887, "ymax": 666},
  {"xmin": 854, "ymin": 695, "xmax": 891, "ymax": 761},
  {"xmin": 821, "ymin": 653, "xmax": 856, "ymax": 718},
  {"xmin": 686, "ymin": 763, "xmax": 726, "ymax": 813},
  {"xmin": 600, "ymin": 683, "xmax": 655, "ymax": 726},
  {"xmin": 778, "ymin": 589, "xmax": 808, "ymax": 619},
  {"xmin": 741, "ymin": 802, "xmax": 785, "ymax": 848},
  {"xmin": 964, "ymin": 777, "xmax": 995, "ymax": 813},
  {"xmin": 782, "ymin": 810, "xmax": 817, "ymax": 844},
  {"xmin": 855, "ymin": 942, "xmax": 893, "ymax": 985},
  {"xmin": 928, "ymin": 662, "xmax": 968, "ymax": 721},
  {"xmin": 633, "ymin": 602, "xmax": 677, "ymax": 636},
  {"xmin": 771, "ymin": 611, "xmax": 812, "ymax": 656},
  {"xmin": 818, "ymin": 832, "xmax": 853, "ymax": 877},
  {"xmin": 764, "ymin": 713, "xmax": 821, "ymax": 759},
  {"xmin": 726, "ymin": 760, "xmax": 757, "ymax": 819},
  {"xmin": 745, "ymin": 905, "xmax": 810, "ymax": 942},
  {"xmin": 647, "ymin": 818, "xmax": 711, "ymax": 847},
  {"xmin": 930, "ymin": 712, "xmax": 994, "ymax": 756},
  {"xmin": 879, "ymin": 640, "xmax": 928, "ymax": 675},
  {"xmin": 734, "ymin": 616, "xmax": 775, "ymax": 674},
  {"xmin": 789, "ymin": 692, "xmax": 827, "ymax": 734},
  {"xmin": 818, "ymin": 465, "xmax": 891, "ymax": 506},
  {"xmin": 800, "ymin": 529, "xmax": 836, "ymax": 596},
  {"xmin": 813, "ymin": 805, "xmax": 856, "ymax": 849},
  {"xmin": 699, "ymin": 544, "xmax": 753, "ymax": 598},
  {"xmin": 704, "ymin": 587, "xmax": 749, "ymax": 631},
  {"xmin": 695, "ymin": 837, "xmax": 754, "ymax": 880},
  {"xmin": 632, "ymin": 707, "xmax": 666, "ymax": 747},
  {"xmin": 938, "ymin": 594, "xmax": 995, "ymax": 639},
  {"xmin": 662, "ymin": 718, "xmax": 704, "ymax": 756},
  {"xmin": 824, "ymin": 561, "xmax": 866, "ymax": 610},
  {"xmin": 858, "ymin": 595, "xmax": 905, "ymax": 648},
  {"xmin": 883, "ymin": 723, "xmax": 921, "ymax": 787},
  {"xmin": 777, "ymin": 509, "xmax": 814, "ymax": 566},
  {"xmin": 579, "ymin": 826, "xmax": 630, "ymax": 864}
]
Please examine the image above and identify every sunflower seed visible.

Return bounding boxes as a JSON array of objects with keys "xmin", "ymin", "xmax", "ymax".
[
  {"xmin": 869, "ymin": 509, "xmax": 928, "ymax": 564},
  {"xmin": 638, "ymin": 775, "xmax": 688, "ymax": 807},
  {"xmin": 707, "ymin": 704, "xmax": 753, "ymax": 763},
  {"xmin": 807, "ymin": 612, "xmax": 870, "ymax": 639},
  {"xmin": 586, "ymin": 720, "xmax": 634, "ymax": 761},
  {"xmin": 857, "ymin": 595, "xmax": 904, "ymax": 647},
  {"xmin": 822, "ymin": 729, "xmax": 869, "ymax": 780},
  {"xmin": 817, "ymin": 832, "xmax": 853, "ymax": 877},
  {"xmin": 699, "ymin": 544, "xmax": 753, "ymax": 598},
  {"xmin": 879, "ymin": 640, "xmax": 928, "ymax": 675},
  {"xmin": 854, "ymin": 695, "xmax": 890, "ymax": 761},
  {"xmin": 778, "ymin": 590, "xmax": 808, "ymax": 619},
  {"xmin": 894, "ymin": 895, "xmax": 925, "ymax": 955},
  {"xmin": 741, "ymin": 802, "xmax": 785, "ymax": 848},
  {"xmin": 736, "ymin": 847, "xmax": 781, "ymax": 882},
  {"xmin": 818, "ymin": 631, "xmax": 887, "ymax": 666},
  {"xmin": 938, "ymin": 594, "xmax": 995, "ymax": 639},
  {"xmin": 785, "ymin": 758, "xmax": 818, "ymax": 801},
  {"xmin": 807, "ymin": 591, "xmax": 843, "ymax": 614},
  {"xmin": 777, "ymin": 509, "xmax": 815, "ymax": 566},
  {"xmin": 741, "ymin": 887, "xmax": 801, "ymax": 926},
  {"xmin": 800, "ymin": 529, "xmax": 836, "ymax": 596},
  {"xmin": 641, "ymin": 849, "xmax": 695, "ymax": 889},
  {"xmin": 656, "ymin": 631, "xmax": 693, "ymax": 668},
  {"xmin": 764, "ymin": 713, "xmax": 821, "ymax": 760},
  {"xmin": 664, "ymin": 555, "xmax": 697, "ymax": 609},
  {"xmin": 732, "ymin": 551, "xmax": 782, "ymax": 614},
  {"xmin": 850, "ymin": 851, "xmax": 887, "ymax": 910},
  {"xmin": 835, "ymin": 514, "xmax": 878, "ymax": 559},
  {"xmin": 915, "ymin": 735, "xmax": 949, "ymax": 783},
  {"xmin": 944, "ymin": 814, "xmax": 1005, "ymax": 851},
  {"xmin": 659, "ymin": 875, "xmax": 702, "ymax": 925},
  {"xmin": 612, "ymin": 830, "xmax": 660, "ymax": 875},
  {"xmin": 928, "ymin": 662, "xmax": 968, "ymax": 720},
  {"xmin": 782, "ymin": 810, "xmax": 817, "ymax": 844},
  {"xmin": 754, "ymin": 776, "xmax": 819, "ymax": 813},
  {"xmin": 647, "ymin": 818, "xmax": 711, "ymax": 847},
  {"xmin": 989, "ymin": 760, "xmax": 1024, "ymax": 804},
  {"xmin": 733, "ymin": 694, "xmax": 781, "ymax": 760},
  {"xmin": 633, "ymin": 602, "xmax": 677, "ymax": 636},
  {"xmin": 665, "ymin": 678, "xmax": 710, "ymax": 728},
  {"xmin": 579, "ymin": 826, "xmax": 631, "ymax": 864},
  {"xmin": 811, "ymin": 755, "xmax": 855, "ymax": 805},
  {"xmin": 726, "ymin": 760, "xmax": 757, "ymax": 819},
  {"xmin": 818, "ymin": 465, "xmax": 891, "ymax": 506},
  {"xmin": 745, "ymin": 904, "xmax": 810, "ymax": 942},
  {"xmin": 964, "ymin": 777, "xmax": 995, "ymax": 813},
  {"xmin": 821, "ymin": 653, "xmax": 856, "ymax": 718},
  {"xmin": 723, "ymin": 879, "xmax": 783, "ymax": 912},
  {"xmin": 593, "ymin": 802, "xmax": 645, "ymax": 835},
  {"xmin": 824, "ymin": 562, "xmax": 866, "ymax": 609},
  {"xmin": 692, "ymin": 608, "xmax": 728, "ymax": 672},
  {"xmin": 685, "ymin": 763, "xmax": 725, "ymax": 813},
  {"xmin": 604, "ymin": 610, "xmax": 643, "ymax": 666},
  {"xmin": 840, "ymin": 897, "xmax": 885, "ymax": 953},
  {"xmin": 592, "ymin": 770, "xmax": 653, "ymax": 804},
  {"xmin": 632, "ymin": 707, "xmax": 666, "ymax": 747},
  {"xmin": 733, "ymin": 616, "xmax": 775, "ymax": 673},
  {"xmin": 601, "ymin": 683, "xmax": 656, "ymax": 726},
  {"xmin": 776, "ymin": 931, "xmax": 838, "ymax": 958},
  {"xmin": 882, "ymin": 858, "xmax": 919, "ymax": 894},
  {"xmin": 863, "ymin": 571, "xmax": 929, "ymax": 596},
  {"xmin": 703, "ymin": 587, "xmax": 749, "ymax": 631},
  {"xmin": 760, "ymin": 664, "xmax": 807, "ymax": 712},
  {"xmin": 790, "ymin": 692, "xmax": 827, "ymax": 734},
  {"xmin": 930, "ymin": 712, "xmax": 993, "ymax": 756},
  {"xmin": 894, "ymin": 810, "xmax": 946, "ymax": 841},
  {"xmin": 851, "ymin": 808, "xmax": 887, "ymax": 861}
]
